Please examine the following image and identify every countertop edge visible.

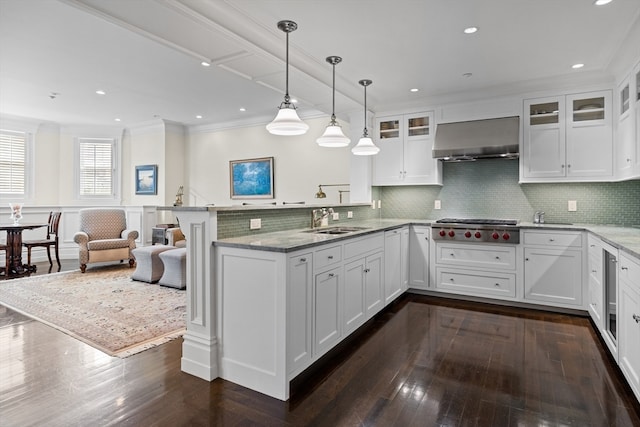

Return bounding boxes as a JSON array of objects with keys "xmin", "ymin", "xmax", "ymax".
[{"xmin": 213, "ymin": 219, "xmax": 640, "ymax": 259}]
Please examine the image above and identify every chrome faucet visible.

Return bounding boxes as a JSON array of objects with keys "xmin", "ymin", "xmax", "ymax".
[
  {"xmin": 311, "ymin": 208, "xmax": 333, "ymax": 228},
  {"xmin": 534, "ymin": 211, "xmax": 545, "ymax": 224}
]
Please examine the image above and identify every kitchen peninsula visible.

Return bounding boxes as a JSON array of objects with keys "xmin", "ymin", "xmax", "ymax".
[{"xmin": 165, "ymin": 205, "xmax": 640, "ymax": 401}]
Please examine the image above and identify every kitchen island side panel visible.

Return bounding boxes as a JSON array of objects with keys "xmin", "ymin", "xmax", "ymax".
[{"xmin": 217, "ymin": 247, "xmax": 289, "ymax": 400}]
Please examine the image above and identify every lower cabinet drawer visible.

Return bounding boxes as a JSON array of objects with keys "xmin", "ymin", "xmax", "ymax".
[
  {"xmin": 435, "ymin": 243, "xmax": 516, "ymax": 270},
  {"xmin": 620, "ymin": 252, "xmax": 640, "ymax": 285},
  {"xmin": 314, "ymin": 245, "xmax": 342, "ymax": 271},
  {"xmin": 523, "ymin": 231, "xmax": 582, "ymax": 248},
  {"xmin": 435, "ymin": 267, "xmax": 516, "ymax": 298}
]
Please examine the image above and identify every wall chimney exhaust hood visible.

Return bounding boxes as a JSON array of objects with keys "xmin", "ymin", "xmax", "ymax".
[{"xmin": 432, "ymin": 116, "xmax": 520, "ymax": 161}]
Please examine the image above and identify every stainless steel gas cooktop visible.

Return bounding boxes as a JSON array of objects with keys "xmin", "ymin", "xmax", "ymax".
[{"xmin": 432, "ymin": 218, "xmax": 520, "ymax": 244}]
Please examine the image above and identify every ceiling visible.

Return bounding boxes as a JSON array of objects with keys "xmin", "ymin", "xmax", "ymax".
[{"xmin": 1, "ymin": 0, "xmax": 639, "ymax": 129}]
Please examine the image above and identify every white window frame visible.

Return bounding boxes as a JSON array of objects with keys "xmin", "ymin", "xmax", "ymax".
[
  {"xmin": 74, "ymin": 136, "xmax": 121, "ymax": 204},
  {"xmin": 0, "ymin": 119, "xmax": 36, "ymax": 203}
]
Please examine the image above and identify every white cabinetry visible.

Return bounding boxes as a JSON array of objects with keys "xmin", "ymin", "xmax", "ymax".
[
  {"xmin": 313, "ymin": 265, "xmax": 342, "ymax": 358},
  {"xmin": 587, "ymin": 235, "xmax": 604, "ymax": 329},
  {"xmin": 343, "ymin": 233, "xmax": 385, "ymax": 334},
  {"xmin": 409, "ymin": 225, "xmax": 430, "ymax": 290},
  {"xmin": 373, "ymin": 112, "xmax": 442, "ymax": 186},
  {"xmin": 384, "ymin": 227, "xmax": 408, "ymax": 305},
  {"xmin": 618, "ymin": 252, "xmax": 640, "ymax": 402},
  {"xmin": 522, "ymin": 90, "xmax": 613, "ymax": 182},
  {"xmin": 432, "ymin": 241, "xmax": 518, "ymax": 300},
  {"xmin": 617, "ymin": 74, "xmax": 636, "ymax": 178},
  {"xmin": 287, "ymin": 251, "xmax": 313, "ymax": 375},
  {"xmin": 523, "ymin": 231, "xmax": 584, "ymax": 308},
  {"xmin": 636, "ymin": 63, "xmax": 640, "ymax": 175}
]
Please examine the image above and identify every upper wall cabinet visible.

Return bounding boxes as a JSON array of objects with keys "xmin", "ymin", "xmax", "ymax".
[
  {"xmin": 373, "ymin": 112, "xmax": 442, "ymax": 186},
  {"xmin": 521, "ymin": 90, "xmax": 613, "ymax": 183},
  {"xmin": 616, "ymin": 71, "xmax": 637, "ymax": 179},
  {"xmin": 636, "ymin": 64, "xmax": 640, "ymax": 175}
]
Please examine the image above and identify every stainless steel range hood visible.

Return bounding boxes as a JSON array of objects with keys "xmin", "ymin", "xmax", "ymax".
[{"xmin": 432, "ymin": 116, "xmax": 520, "ymax": 161}]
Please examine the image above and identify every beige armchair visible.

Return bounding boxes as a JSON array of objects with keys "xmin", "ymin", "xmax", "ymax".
[
  {"xmin": 73, "ymin": 208, "xmax": 139, "ymax": 273},
  {"xmin": 166, "ymin": 227, "xmax": 186, "ymax": 248}
]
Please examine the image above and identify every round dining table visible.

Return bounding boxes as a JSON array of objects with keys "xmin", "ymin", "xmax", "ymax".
[{"xmin": 1, "ymin": 222, "xmax": 48, "ymax": 278}]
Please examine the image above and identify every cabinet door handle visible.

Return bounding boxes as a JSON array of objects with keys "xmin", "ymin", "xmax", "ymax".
[
  {"xmin": 495, "ymin": 256, "xmax": 500, "ymax": 260},
  {"xmin": 592, "ymin": 269, "xmax": 597, "ymax": 273},
  {"xmin": 328, "ymin": 255, "xmax": 334, "ymax": 259},
  {"xmin": 495, "ymin": 283, "xmax": 500, "ymax": 287},
  {"xmin": 590, "ymin": 244, "xmax": 595, "ymax": 248},
  {"xmin": 549, "ymin": 239, "xmax": 555, "ymax": 242},
  {"xmin": 567, "ymin": 164, "xmax": 571, "ymax": 168},
  {"xmin": 525, "ymin": 258, "xmax": 529, "ymax": 261},
  {"xmin": 633, "ymin": 314, "xmax": 640, "ymax": 324},
  {"xmin": 450, "ymin": 253, "xmax": 455, "ymax": 257},
  {"xmin": 621, "ymin": 266, "xmax": 628, "ymax": 270},
  {"xmin": 300, "ymin": 258, "xmax": 307, "ymax": 262},
  {"xmin": 328, "ymin": 273, "xmax": 335, "ymax": 278},
  {"xmin": 425, "ymin": 237, "xmax": 429, "ymax": 240},
  {"xmin": 561, "ymin": 164, "xmax": 565, "ymax": 169},
  {"xmin": 364, "ymin": 268, "xmax": 370, "ymax": 273}
]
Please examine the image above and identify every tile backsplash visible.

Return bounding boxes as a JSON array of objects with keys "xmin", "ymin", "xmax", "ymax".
[
  {"xmin": 217, "ymin": 205, "xmax": 379, "ymax": 239},
  {"xmin": 379, "ymin": 159, "xmax": 640, "ymax": 226}
]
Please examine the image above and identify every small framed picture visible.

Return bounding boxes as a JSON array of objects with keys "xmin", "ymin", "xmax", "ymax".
[
  {"xmin": 229, "ymin": 157, "xmax": 274, "ymax": 199},
  {"xmin": 135, "ymin": 164, "xmax": 158, "ymax": 195}
]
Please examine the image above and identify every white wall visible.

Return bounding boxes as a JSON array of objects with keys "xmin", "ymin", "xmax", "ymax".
[{"xmin": 186, "ymin": 116, "xmax": 352, "ymax": 206}]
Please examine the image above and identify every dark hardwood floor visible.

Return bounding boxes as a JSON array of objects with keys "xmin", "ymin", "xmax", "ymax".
[{"xmin": 1, "ymin": 260, "xmax": 640, "ymax": 426}]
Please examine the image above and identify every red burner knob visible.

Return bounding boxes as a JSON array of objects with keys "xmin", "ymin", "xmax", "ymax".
[
  {"xmin": 439, "ymin": 229, "xmax": 446, "ymax": 237},
  {"xmin": 475, "ymin": 231, "xmax": 482, "ymax": 239},
  {"xmin": 492, "ymin": 232, "xmax": 500, "ymax": 240},
  {"xmin": 502, "ymin": 233, "xmax": 510, "ymax": 240},
  {"xmin": 448, "ymin": 230, "xmax": 456, "ymax": 237},
  {"xmin": 464, "ymin": 231, "xmax": 472, "ymax": 238}
]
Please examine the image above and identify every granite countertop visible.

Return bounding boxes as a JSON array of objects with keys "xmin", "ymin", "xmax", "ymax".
[
  {"xmin": 213, "ymin": 219, "xmax": 421, "ymax": 253},
  {"xmin": 214, "ymin": 218, "xmax": 640, "ymax": 259}
]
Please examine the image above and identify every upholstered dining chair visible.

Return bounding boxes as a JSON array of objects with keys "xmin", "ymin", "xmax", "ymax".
[
  {"xmin": 73, "ymin": 208, "xmax": 138, "ymax": 273},
  {"xmin": 22, "ymin": 211, "xmax": 62, "ymax": 271}
]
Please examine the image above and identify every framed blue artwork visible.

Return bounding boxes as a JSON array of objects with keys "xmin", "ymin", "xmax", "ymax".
[
  {"xmin": 135, "ymin": 164, "xmax": 158, "ymax": 195},
  {"xmin": 230, "ymin": 157, "xmax": 274, "ymax": 199}
]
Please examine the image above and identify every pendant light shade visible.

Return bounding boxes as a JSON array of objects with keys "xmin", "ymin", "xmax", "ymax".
[
  {"xmin": 267, "ymin": 20, "xmax": 308, "ymax": 136},
  {"xmin": 316, "ymin": 56, "xmax": 350, "ymax": 147},
  {"xmin": 351, "ymin": 79, "xmax": 380, "ymax": 156}
]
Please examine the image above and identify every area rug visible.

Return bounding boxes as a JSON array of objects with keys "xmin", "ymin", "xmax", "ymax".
[{"xmin": 0, "ymin": 265, "xmax": 186, "ymax": 358}]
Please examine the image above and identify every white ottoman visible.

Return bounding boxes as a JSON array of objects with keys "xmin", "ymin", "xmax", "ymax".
[
  {"xmin": 158, "ymin": 248, "xmax": 187, "ymax": 289},
  {"xmin": 131, "ymin": 245, "xmax": 174, "ymax": 283}
]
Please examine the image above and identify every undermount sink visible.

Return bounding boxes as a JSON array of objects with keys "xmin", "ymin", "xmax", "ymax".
[{"xmin": 304, "ymin": 226, "xmax": 370, "ymax": 235}]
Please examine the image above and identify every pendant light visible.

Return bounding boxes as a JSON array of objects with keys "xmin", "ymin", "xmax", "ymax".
[
  {"xmin": 266, "ymin": 20, "xmax": 309, "ymax": 136},
  {"xmin": 316, "ymin": 56, "xmax": 350, "ymax": 147},
  {"xmin": 351, "ymin": 79, "xmax": 380, "ymax": 155}
]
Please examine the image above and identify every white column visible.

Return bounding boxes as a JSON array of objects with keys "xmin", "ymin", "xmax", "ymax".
[{"xmin": 176, "ymin": 208, "xmax": 219, "ymax": 381}]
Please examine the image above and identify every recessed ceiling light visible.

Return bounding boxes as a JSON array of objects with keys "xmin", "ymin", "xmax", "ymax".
[
  {"xmin": 410, "ymin": 88, "xmax": 419, "ymax": 93},
  {"xmin": 201, "ymin": 61, "xmax": 211, "ymax": 67},
  {"xmin": 594, "ymin": 0, "xmax": 612, "ymax": 5},
  {"xmin": 572, "ymin": 63, "xmax": 585, "ymax": 69},
  {"xmin": 239, "ymin": 107, "xmax": 246, "ymax": 112},
  {"xmin": 463, "ymin": 27, "xmax": 478, "ymax": 34},
  {"xmin": 196, "ymin": 115, "xmax": 203, "ymax": 119},
  {"xmin": 95, "ymin": 90, "xmax": 106, "ymax": 95},
  {"xmin": 114, "ymin": 118, "xmax": 121, "ymax": 122}
]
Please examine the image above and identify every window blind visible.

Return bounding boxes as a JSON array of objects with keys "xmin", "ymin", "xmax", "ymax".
[
  {"xmin": 0, "ymin": 130, "xmax": 26, "ymax": 195},
  {"xmin": 79, "ymin": 138, "xmax": 113, "ymax": 196}
]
